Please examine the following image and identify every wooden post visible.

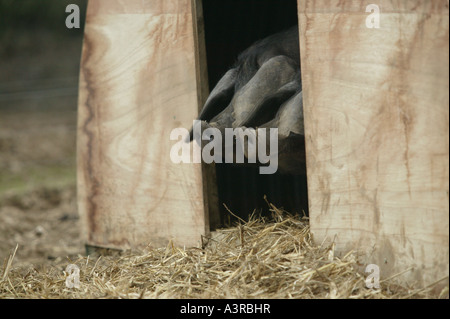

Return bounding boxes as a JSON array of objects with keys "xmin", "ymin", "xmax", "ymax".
[
  {"xmin": 298, "ymin": 0, "xmax": 449, "ymax": 288},
  {"xmin": 77, "ymin": 0, "xmax": 213, "ymax": 249}
]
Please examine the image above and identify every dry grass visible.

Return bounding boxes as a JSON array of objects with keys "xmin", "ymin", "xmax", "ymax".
[{"xmin": 1, "ymin": 203, "xmax": 447, "ymax": 299}]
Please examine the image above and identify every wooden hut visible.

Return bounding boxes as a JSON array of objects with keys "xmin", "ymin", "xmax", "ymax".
[{"xmin": 77, "ymin": 0, "xmax": 449, "ymax": 289}]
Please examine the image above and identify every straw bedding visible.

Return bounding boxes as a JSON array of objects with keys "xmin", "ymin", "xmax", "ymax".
[{"xmin": 1, "ymin": 202, "xmax": 446, "ymax": 299}]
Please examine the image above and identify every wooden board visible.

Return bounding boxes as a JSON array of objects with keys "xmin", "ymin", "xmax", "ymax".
[
  {"xmin": 77, "ymin": 0, "xmax": 211, "ymax": 249},
  {"xmin": 299, "ymin": 0, "xmax": 449, "ymax": 288}
]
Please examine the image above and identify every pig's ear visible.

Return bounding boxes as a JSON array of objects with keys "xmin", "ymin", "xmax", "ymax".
[
  {"xmin": 238, "ymin": 79, "xmax": 300, "ymax": 128},
  {"xmin": 274, "ymin": 90, "xmax": 304, "ymax": 137},
  {"xmin": 196, "ymin": 68, "xmax": 237, "ymax": 122},
  {"xmin": 186, "ymin": 68, "xmax": 237, "ymax": 142},
  {"xmin": 231, "ymin": 55, "xmax": 299, "ymax": 129}
]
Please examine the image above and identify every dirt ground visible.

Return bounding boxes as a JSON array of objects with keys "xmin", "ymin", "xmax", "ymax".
[
  {"xmin": 0, "ymin": 30, "xmax": 84, "ymax": 268},
  {"xmin": 0, "ymin": 112, "xmax": 82, "ymax": 267}
]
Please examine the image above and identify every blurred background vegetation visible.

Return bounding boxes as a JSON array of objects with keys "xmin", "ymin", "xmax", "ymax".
[
  {"xmin": 0, "ymin": 0, "xmax": 87, "ymax": 196},
  {"xmin": 0, "ymin": 0, "xmax": 86, "ymax": 28},
  {"xmin": 0, "ymin": 0, "xmax": 90, "ymax": 264},
  {"xmin": 0, "ymin": 0, "xmax": 87, "ymax": 56}
]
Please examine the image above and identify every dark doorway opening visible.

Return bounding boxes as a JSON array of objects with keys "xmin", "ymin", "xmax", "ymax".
[{"xmin": 202, "ymin": 0, "xmax": 308, "ymax": 225}]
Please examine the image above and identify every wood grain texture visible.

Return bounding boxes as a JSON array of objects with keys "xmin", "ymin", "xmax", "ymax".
[
  {"xmin": 299, "ymin": 0, "xmax": 449, "ymax": 288},
  {"xmin": 77, "ymin": 0, "xmax": 207, "ymax": 249},
  {"xmin": 191, "ymin": 0, "xmax": 221, "ymax": 230}
]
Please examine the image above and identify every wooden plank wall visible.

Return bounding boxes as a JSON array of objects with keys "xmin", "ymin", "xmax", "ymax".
[
  {"xmin": 299, "ymin": 0, "xmax": 449, "ymax": 288},
  {"xmin": 77, "ymin": 0, "xmax": 211, "ymax": 249}
]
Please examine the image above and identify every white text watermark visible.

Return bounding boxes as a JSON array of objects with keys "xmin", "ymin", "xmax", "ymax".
[
  {"xmin": 366, "ymin": 4, "xmax": 380, "ymax": 29},
  {"xmin": 65, "ymin": 4, "xmax": 80, "ymax": 29},
  {"xmin": 65, "ymin": 264, "xmax": 80, "ymax": 289},
  {"xmin": 365, "ymin": 264, "xmax": 381, "ymax": 289},
  {"xmin": 170, "ymin": 121, "xmax": 279, "ymax": 174}
]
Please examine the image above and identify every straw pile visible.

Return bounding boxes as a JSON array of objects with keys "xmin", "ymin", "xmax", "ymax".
[{"xmin": 0, "ymin": 204, "xmax": 447, "ymax": 299}]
